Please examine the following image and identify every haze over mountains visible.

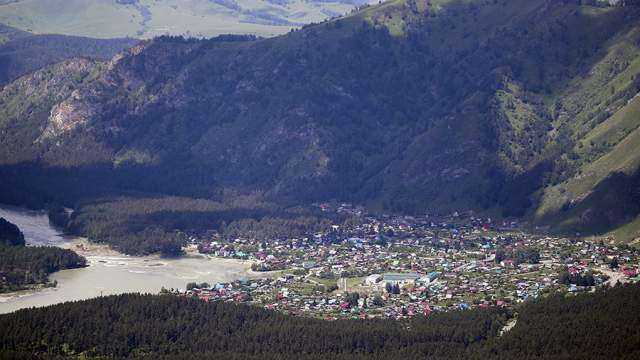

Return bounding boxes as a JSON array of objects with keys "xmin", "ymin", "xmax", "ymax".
[{"xmin": 0, "ymin": 0, "xmax": 639, "ymax": 244}]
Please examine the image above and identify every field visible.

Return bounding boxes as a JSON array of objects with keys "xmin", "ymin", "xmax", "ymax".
[{"xmin": 0, "ymin": 0, "xmax": 372, "ymax": 38}]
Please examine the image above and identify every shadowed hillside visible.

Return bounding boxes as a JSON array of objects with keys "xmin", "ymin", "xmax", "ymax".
[{"xmin": 0, "ymin": 0, "xmax": 639, "ymax": 245}]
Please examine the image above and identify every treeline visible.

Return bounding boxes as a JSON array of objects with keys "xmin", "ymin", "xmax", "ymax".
[
  {"xmin": 558, "ymin": 269, "xmax": 596, "ymax": 286},
  {"xmin": 1, "ymin": 284, "xmax": 640, "ymax": 359},
  {"xmin": 495, "ymin": 246, "xmax": 540, "ymax": 265},
  {"xmin": 0, "ymin": 33, "xmax": 136, "ymax": 84},
  {"xmin": 0, "ymin": 293, "xmax": 508, "ymax": 359},
  {"xmin": 221, "ymin": 215, "xmax": 336, "ymax": 241},
  {"xmin": 51, "ymin": 196, "xmax": 342, "ymax": 256},
  {"xmin": 1, "ymin": 163, "xmax": 344, "ymax": 255}
]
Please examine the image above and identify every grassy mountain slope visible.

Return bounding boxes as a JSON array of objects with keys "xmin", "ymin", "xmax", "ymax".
[
  {"xmin": 532, "ymin": 22, "xmax": 640, "ymax": 240},
  {"xmin": 0, "ymin": 0, "xmax": 639, "ymax": 243},
  {"xmin": 0, "ymin": 0, "xmax": 374, "ymax": 39}
]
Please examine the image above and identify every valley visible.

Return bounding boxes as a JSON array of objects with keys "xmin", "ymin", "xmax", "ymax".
[
  {"xmin": 2, "ymin": 202, "xmax": 638, "ymax": 321},
  {"xmin": 155, "ymin": 206, "xmax": 640, "ymax": 320},
  {"xmin": 0, "ymin": 0, "xmax": 640, "ymax": 358}
]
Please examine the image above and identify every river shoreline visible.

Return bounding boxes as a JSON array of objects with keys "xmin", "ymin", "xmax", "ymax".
[{"xmin": 0, "ymin": 205, "xmax": 258, "ymax": 314}]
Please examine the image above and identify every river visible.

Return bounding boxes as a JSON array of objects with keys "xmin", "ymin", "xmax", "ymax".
[{"xmin": 0, "ymin": 206, "xmax": 256, "ymax": 314}]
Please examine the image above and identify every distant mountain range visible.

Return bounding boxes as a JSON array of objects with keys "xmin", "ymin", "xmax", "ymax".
[
  {"xmin": 0, "ymin": 0, "xmax": 374, "ymax": 39},
  {"xmin": 0, "ymin": 24, "xmax": 137, "ymax": 84},
  {"xmin": 0, "ymin": 0, "xmax": 639, "ymax": 242}
]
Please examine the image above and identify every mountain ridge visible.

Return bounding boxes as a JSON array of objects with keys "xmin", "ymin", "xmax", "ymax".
[
  {"xmin": 0, "ymin": 28, "xmax": 137, "ymax": 85},
  {"xmin": 1, "ymin": 0, "xmax": 640, "ymax": 242}
]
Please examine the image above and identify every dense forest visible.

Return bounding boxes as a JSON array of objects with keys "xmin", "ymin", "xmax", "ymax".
[
  {"xmin": 43, "ymin": 196, "xmax": 344, "ymax": 256},
  {"xmin": 0, "ymin": 217, "xmax": 86, "ymax": 292},
  {"xmin": 0, "ymin": 24, "xmax": 136, "ymax": 85},
  {"xmin": 0, "ymin": 284, "xmax": 639, "ymax": 359}
]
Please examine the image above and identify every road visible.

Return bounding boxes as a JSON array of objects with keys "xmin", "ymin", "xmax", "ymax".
[{"xmin": 599, "ymin": 268, "xmax": 627, "ymax": 287}]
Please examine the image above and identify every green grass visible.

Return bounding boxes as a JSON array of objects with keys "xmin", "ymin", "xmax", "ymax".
[
  {"xmin": 307, "ymin": 276, "xmax": 338, "ymax": 289},
  {"xmin": 606, "ymin": 216, "xmax": 640, "ymax": 244},
  {"xmin": 577, "ymin": 92, "xmax": 640, "ymax": 160},
  {"xmin": 527, "ymin": 18, "xmax": 640, "ymax": 240},
  {"xmin": 0, "ymin": 0, "xmax": 371, "ymax": 39},
  {"xmin": 113, "ymin": 149, "xmax": 156, "ymax": 167},
  {"xmin": 536, "ymin": 98, "xmax": 640, "ymax": 222},
  {"xmin": 343, "ymin": 276, "xmax": 367, "ymax": 292},
  {"xmin": 495, "ymin": 82, "xmax": 546, "ymax": 172}
]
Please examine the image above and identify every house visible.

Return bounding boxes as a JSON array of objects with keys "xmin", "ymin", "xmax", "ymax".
[
  {"xmin": 366, "ymin": 274, "xmax": 383, "ymax": 285},
  {"xmin": 302, "ymin": 261, "xmax": 317, "ymax": 269},
  {"xmin": 417, "ymin": 272, "xmax": 440, "ymax": 285},
  {"xmin": 500, "ymin": 260, "xmax": 514, "ymax": 268},
  {"xmin": 382, "ymin": 272, "xmax": 421, "ymax": 286},
  {"xmin": 623, "ymin": 267, "xmax": 638, "ymax": 277}
]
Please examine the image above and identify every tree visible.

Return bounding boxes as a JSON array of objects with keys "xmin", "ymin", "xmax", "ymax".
[
  {"xmin": 0, "ymin": 218, "xmax": 25, "ymax": 246},
  {"xmin": 610, "ymin": 257, "xmax": 619, "ymax": 270},
  {"xmin": 47, "ymin": 205, "xmax": 70, "ymax": 229},
  {"xmin": 385, "ymin": 282, "xmax": 393, "ymax": 293},
  {"xmin": 186, "ymin": 282, "xmax": 198, "ymax": 290},
  {"xmin": 345, "ymin": 292, "xmax": 360, "ymax": 307},
  {"xmin": 372, "ymin": 295, "xmax": 384, "ymax": 306},
  {"xmin": 392, "ymin": 283, "xmax": 401, "ymax": 295},
  {"xmin": 514, "ymin": 247, "xmax": 540, "ymax": 265}
]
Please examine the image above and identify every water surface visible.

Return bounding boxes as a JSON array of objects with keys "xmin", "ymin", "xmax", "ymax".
[{"xmin": 0, "ymin": 206, "xmax": 254, "ymax": 314}]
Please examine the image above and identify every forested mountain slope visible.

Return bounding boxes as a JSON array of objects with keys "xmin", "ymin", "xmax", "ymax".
[
  {"xmin": 1, "ymin": 284, "xmax": 640, "ymax": 359},
  {"xmin": 1, "ymin": 0, "xmax": 640, "ymax": 241},
  {"xmin": 0, "ymin": 30, "xmax": 137, "ymax": 85}
]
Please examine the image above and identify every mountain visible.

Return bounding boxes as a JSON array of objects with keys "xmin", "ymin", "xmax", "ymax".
[
  {"xmin": 0, "ymin": 0, "xmax": 374, "ymax": 39},
  {"xmin": 0, "ymin": 27, "xmax": 137, "ymax": 84},
  {"xmin": 1, "ymin": 0, "xmax": 640, "ymax": 242}
]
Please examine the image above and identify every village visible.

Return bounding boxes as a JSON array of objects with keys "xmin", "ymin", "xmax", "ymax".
[{"xmin": 169, "ymin": 203, "xmax": 640, "ymax": 320}]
